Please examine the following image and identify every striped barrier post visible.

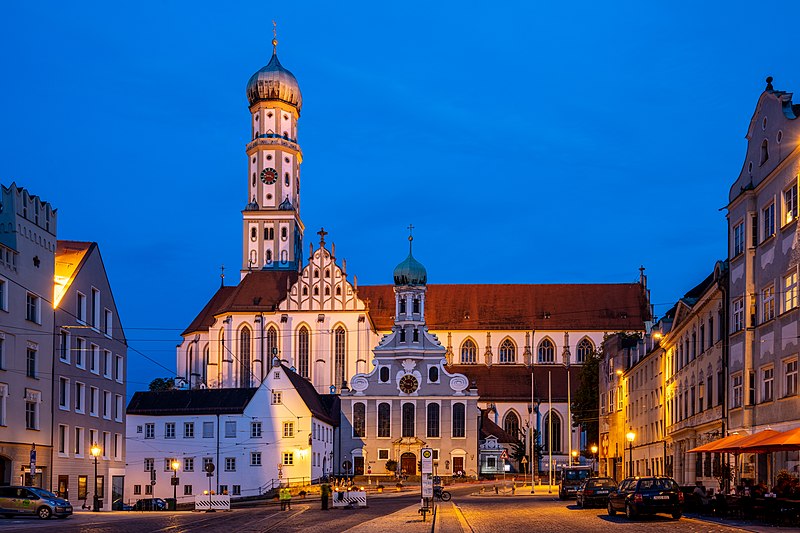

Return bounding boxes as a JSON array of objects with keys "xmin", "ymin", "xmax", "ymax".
[
  {"xmin": 332, "ymin": 491, "xmax": 367, "ymax": 508},
  {"xmin": 194, "ymin": 495, "xmax": 231, "ymax": 511}
]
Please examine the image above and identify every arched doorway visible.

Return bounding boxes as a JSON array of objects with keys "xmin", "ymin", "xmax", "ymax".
[
  {"xmin": 0, "ymin": 455, "xmax": 10, "ymax": 486},
  {"xmin": 400, "ymin": 452, "xmax": 416, "ymax": 477}
]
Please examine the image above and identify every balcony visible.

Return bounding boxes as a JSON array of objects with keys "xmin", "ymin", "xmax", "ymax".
[{"xmin": 246, "ymin": 134, "xmax": 301, "ymax": 154}]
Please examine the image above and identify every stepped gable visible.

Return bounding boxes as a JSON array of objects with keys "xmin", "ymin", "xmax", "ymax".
[
  {"xmin": 359, "ymin": 283, "xmax": 649, "ymax": 331},
  {"xmin": 126, "ymin": 388, "xmax": 257, "ymax": 416}
]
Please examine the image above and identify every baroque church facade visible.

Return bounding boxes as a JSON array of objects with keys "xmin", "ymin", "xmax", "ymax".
[{"xmin": 174, "ymin": 39, "xmax": 651, "ymax": 476}]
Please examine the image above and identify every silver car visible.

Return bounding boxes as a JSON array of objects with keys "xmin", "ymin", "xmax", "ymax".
[{"xmin": 0, "ymin": 486, "xmax": 73, "ymax": 519}]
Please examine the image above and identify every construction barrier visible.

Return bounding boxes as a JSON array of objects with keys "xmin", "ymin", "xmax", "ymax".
[
  {"xmin": 332, "ymin": 490, "xmax": 367, "ymax": 508},
  {"xmin": 194, "ymin": 495, "xmax": 231, "ymax": 511}
]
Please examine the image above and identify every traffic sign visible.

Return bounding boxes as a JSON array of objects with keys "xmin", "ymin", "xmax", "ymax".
[
  {"xmin": 421, "ymin": 473, "xmax": 433, "ymax": 498},
  {"xmin": 171, "ymin": 477, "xmax": 180, "ymax": 486},
  {"xmin": 521, "ymin": 456, "xmax": 528, "ymax": 464},
  {"xmin": 500, "ymin": 449, "xmax": 508, "ymax": 460},
  {"xmin": 420, "ymin": 448, "xmax": 433, "ymax": 474}
]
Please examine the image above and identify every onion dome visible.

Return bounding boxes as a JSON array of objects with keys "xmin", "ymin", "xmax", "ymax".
[
  {"xmin": 393, "ymin": 235, "xmax": 427, "ymax": 286},
  {"xmin": 246, "ymin": 51, "xmax": 302, "ymax": 111},
  {"xmin": 244, "ymin": 197, "xmax": 260, "ymax": 211}
]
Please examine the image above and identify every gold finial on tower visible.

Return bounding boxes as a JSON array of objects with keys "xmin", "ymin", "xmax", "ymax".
[
  {"xmin": 407, "ymin": 224, "xmax": 415, "ymax": 252},
  {"xmin": 272, "ymin": 20, "xmax": 278, "ymax": 54}
]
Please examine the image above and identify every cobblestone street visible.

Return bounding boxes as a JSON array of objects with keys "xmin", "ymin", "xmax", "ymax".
[{"xmin": 2, "ymin": 488, "xmax": 797, "ymax": 532}]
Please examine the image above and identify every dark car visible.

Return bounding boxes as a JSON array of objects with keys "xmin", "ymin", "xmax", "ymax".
[
  {"xmin": 607, "ymin": 476, "xmax": 683, "ymax": 520},
  {"xmin": 558, "ymin": 466, "xmax": 592, "ymax": 499},
  {"xmin": 113, "ymin": 498, "xmax": 134, "ymax": 511},
  {"xmin": 134, "ymin": 498, "xmax": 167, "ymax": 511},
  {"xmin": 0, "ymin": 486, "xmax": 73, "ymax": 519},
  {"xmin": 576, "ymin": 477, "xmax": 617, "ymax": 508}
]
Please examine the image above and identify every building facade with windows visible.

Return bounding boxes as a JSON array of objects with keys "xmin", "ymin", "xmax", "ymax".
[
  {"xmin": 338, "ymin": 246, "xmax": 480, "ymax": 479},
  {"xmin": 52, "ymin": 240, "xmax": 127, "ymax": 509},
  {"xmin": 0, "ymin": 183, "xmax": 57, "ymax": 488},
  {"xmin": 124, "ymin": 362, "xmax": 335, "ymax": 505},
  {"xmin": 663, "ymin": 263, "xmax": 728, "ymax": 485},
  {"xmin": 726, "ymin": 78, "xmax": 800, "ymax": 480}
]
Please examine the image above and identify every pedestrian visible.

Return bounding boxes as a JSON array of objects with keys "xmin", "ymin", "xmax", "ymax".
[
  {"xmin": 279, "ymin": 486, "xmax": 289, "ymax": 511},
  {"xmin": 285, "ymin": 487, "xmax": 292, "ymax": 510}
]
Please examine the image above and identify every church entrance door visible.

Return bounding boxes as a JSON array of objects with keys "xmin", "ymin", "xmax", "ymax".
[
  {"xmin": 400, "ymin": 452, "xmax": 416, "ymax": 477},
  {"xmin": 354, "ymin": 457, "xmax": 364, "ymax": 475}
]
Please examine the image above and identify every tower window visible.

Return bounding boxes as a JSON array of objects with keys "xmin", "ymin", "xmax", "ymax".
[
  {"xmin": 302, "ymin": 287, "xmax": 308, "ymax": 296},
  {"xmin": 336, "ymin": 286, "xmax": 342, "ymax": 296},
  {"xmin": 255, "ymin": 115, "xmax": 259, "ymax": 121},
  {"xmin": 379, "ymin": 367, "xmax": 390, "ymax": 383},
  {"xmin": 283, "ymin": 115, "xmax": 288, "ymax": 120},
  {"xmin": 266, "ymin": 249, "xmax": 272, "ymax": 263},
  {"xmin": 252, "ymin": 173, "xmax": 256, "ymax": 186},
  {"xmin": 324, "ymin": 287, "xmax": 330, "ymax": 296},
  {"xmin": 314, "ymin": 269, "xmax": 319, "ymax": 278},
  {"xmin": 264, "ymin": 227, "xmax": 274, "ymax": 240},
  {"xmin": 285, "ymin": 173, "xmax": 290, "ymax": 186},
  {"xmin": 400, "ymin": 328, "xmax": 406, "ymax": 342},
  {"xmin": 252, "ymin": 157, "xmax": 256, "ymax": 163},
  {"xmin": 281, "ymin": 227, "xmax": 288, "ymax": 240},
  {"xmin": 413, "ymin": 298, "xmax": 420, "ymax": 314},
  {"xmin": 399, "ymin": 299, "xmax": 406, "ymax": 314},
  {"xmin": 413, "ymin": 329, "xmax": 419, "ymax": 342},
  {"xmin": 267, "ymin": 112, "xmax": 273, "ymax": 118},
  {"xmin": 254, "ymin": 130, "xmax": 259, "ymax": 138},
  {"xmin": 429, "ymin": 366, "xmax": 438, "ymax": 383},
  {"xmin": 313, "ymin": 287, "xmax": 319, "ymax": 296},
  {"xmin": 285, "ymin": 157, "xmax": 290, "ymax": 163},
  {"xmin": 267, "ymin": 154, "xmax": 272, "ymax": 160},
  {"xmin": 250, "ymin": 228, "xmax": 257, "ymax": 241}
]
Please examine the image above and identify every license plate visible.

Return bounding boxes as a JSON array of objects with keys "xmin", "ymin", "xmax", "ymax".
[
  {"xmin": 597, "ymin": 491, "xmax": 608, "ymax": 494},
  {"xmin": 653, "ymin": 495, "xmax": 669, "ymax": 500},
  {"xmin": 66, "ymin": 506, "xmax": 73, "ymax": 512}
]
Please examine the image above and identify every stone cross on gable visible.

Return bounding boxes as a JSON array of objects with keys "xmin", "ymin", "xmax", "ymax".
[
  {"xmin": 220, "ymin": 264, "xmax": 225, "ymax": 287},
  {"xmin": 317, "ymin": 227, "xmax": 328, "ymax": 246}
]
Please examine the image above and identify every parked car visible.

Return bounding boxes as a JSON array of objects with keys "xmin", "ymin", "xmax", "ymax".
[
  {"xmin": 607, "ymin": 476, "xmax": 683, "ymax": 520},
  {"xmin": 576, "ymin": 477, "xmax": 617, "ymax": 508},
  {"xmin": 134, "ymin": 498, "xmax": 167, "ymax": 511},
  {"xmin": 112, "ymin": 498, "xmax": 134, "ymax": 511},
  {"xmin": 0, "ymin": 486, "xmax": 73, "ymax": 519},
  {"xmin": 558, "ymin": 466, "xmax": 592, "ymax": 499}
]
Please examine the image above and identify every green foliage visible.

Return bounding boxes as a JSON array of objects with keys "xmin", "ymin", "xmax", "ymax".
[
  {"xmin": 149, "ymin": 377, "xmax": 175, "ymax": 392},
  {"xmin": 385, "ymin": 459, "xmax": 397, "ymax": 473},
  {"xmin": 510, "ymin": 429, "xmax": 544, "ymax": 469},
  {"xmin": 713, "ymin": 462, "xmax": 734, "ymax": 490},
  {"xmin": 572, "ymin": 349, "xmax": 600, "ymax": 447}
]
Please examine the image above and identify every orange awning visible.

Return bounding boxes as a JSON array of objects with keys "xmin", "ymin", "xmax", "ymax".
[
  {"xmin": 728, "ymin": 429, "xmax": 782, "ymax": 452},
  {"xmin": 737, "ymin": 427, "xmax": 800, "ymax": 452},
  {"xmin": 687, "ymin": 433, "xmax": 747, "ymax": 453}
]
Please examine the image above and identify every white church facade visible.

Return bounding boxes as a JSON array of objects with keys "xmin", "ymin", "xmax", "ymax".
[{"xmin": 168, "ymin": 37, "xmax": 652, "ymax": 479}]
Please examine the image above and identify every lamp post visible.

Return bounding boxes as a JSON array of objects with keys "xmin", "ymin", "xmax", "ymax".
[
  {"xmin": 626, "ymin": 429, "xmax": 636, "ymax": 478},
  {"xmin": 171, "ymin": 459, "xmax": 180, "ymax": 507},
  {"xmin": 90, "ymin": 443, "xmax": 101, "ymax": 512},
  {"xmin": 590, "ymin": 445, "xmax": 598, "ymax": 476},
  {"xmin": 571, "ymin": 450, "xmax": 578, "ymax": 466}
]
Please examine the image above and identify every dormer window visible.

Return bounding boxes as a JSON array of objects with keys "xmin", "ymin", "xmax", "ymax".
[
  {"xmin": 761, "ymin": 139, "xmax": 769, "ymax": 165},
  {"xmin": 428, "ymin": 366, "xmax": 438, "ymax": 382},
  {"xmin": 413, "ymin": 298, "xmax": 420, "ymax": 314},
  {"xmin": 379, "ymin": 367, "xmax": 390, "ymax": 382}
]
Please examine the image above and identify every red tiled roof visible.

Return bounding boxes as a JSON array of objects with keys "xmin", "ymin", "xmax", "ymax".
[
  {"xmin": 358, "ymin": 283, "xmax": 649, "ymax": 331},
  {"xmin": 446, "ymin": 364, "xmax": 581, "ymax": 402},
  {"xmin": 182, "ymin": 286, "xmax": 237, "ymax": 336},
  {"xmin": 181, "ymin": 271, "xmax": 298, "ymax": 336}
]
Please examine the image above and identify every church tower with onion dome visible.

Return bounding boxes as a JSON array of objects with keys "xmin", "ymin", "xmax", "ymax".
[{"xmin": 241, "ymin": 25, "xmax": 305, "ymax": 277}]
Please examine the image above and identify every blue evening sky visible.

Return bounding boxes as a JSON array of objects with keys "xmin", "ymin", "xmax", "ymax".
[{"xmin": 2, "ymin": 1, "xmax": 795, "ymax": 394}]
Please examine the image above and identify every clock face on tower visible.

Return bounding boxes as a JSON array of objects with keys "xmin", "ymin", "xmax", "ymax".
[
  {"xmin": 399, "ymin": 374, "xmax": 419, "ymax": 394},
  {"xmin": 260, "ymin": 167, "xmax": 278, "ymax": 185}
]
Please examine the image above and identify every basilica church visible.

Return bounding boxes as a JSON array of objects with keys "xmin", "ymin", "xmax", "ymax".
[{"xmin": 173, "ymin": 38, "xmax": 651, "ymax": 478}]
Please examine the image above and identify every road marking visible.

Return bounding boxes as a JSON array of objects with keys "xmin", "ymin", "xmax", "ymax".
[
  {"xmin": 452, "ymin": 502, "xmax": 474, "ymax": 533},
  {"xmin": 259, "ymin": 505, "xmax": 308, "ymax": 532}
]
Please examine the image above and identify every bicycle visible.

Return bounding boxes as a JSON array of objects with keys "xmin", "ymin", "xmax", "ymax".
[{"xmin": 434, "ymin": 486, "xmax": 451, "ymax": 501}]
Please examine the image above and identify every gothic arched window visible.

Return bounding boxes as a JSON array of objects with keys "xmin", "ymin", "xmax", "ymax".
[
  {"xmin": 461, "ymin": 339, "xmax": 477, "ymax": 364},
  {"xmin": 402, "ymin": 403, "xmax": 415, "ymax": 437},
  {"xmin": 576, "ymin": 338, "xmax": 594, "ymax": 363},
  {"xmin": 538, "ymin": 339, "xmax": 555, "ymax": 363},
  {"xmin": 239, "ymin": 326, "xmax": 251, "ymax": 387},
  {"xmin": 378, "ymin": 402, "xmax": 391, "ymax": 437},
  {"xmin": 297, "ymin": 326, "xmax": 310, "ymax": 379},
  {"xmin": 334, "ymin": 327, "xmax": 346, "ymax": 390},
  {"xmin": 353, "ymin": 402, "xmax": 366, "ymax": 438},
  {"xmin": 503, "ymin": 411, "xmax": 521, "ymax": 440},
  {"xmin": 266, "ymin": 325, "xmax": 278, "ymax": 362},
  {"xmin": 427, "ymin": 403, "xmax": 440, "ymax": 438},
  {"xmin": 202, "ymin": 345, "xmax": 209, "ymax": 385},
  {"xmin": 499, "ymin": 338, "xmax": 516, "ymax": 363},
  {"xmin": 542, "ymin": 411, "xmax": 562, "ymax": 452}
]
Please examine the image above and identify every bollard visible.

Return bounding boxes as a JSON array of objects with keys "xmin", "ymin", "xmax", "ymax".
[{"xmin": 321, "ymin": 484, "xmax": 330, "ymax": 511}]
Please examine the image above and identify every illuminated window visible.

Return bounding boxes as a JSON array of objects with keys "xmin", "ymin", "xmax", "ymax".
[
  {"xmin": 538, "ymin": 339, "xmax": 555, "ymax": 363},
  {"xmin": 499, "ymin": 338, "xmax": 516, "ymax": 363},
  {"xmin": 576, "ymin": 338, "xmax": 593, "ymax": 363},
  {"xmin": 785, "ymin": 183, "xmax": 798, "ymax": 224},
  {"xmin": 460, "ymin": 339, "xmax": 477, "ymax": 364}
]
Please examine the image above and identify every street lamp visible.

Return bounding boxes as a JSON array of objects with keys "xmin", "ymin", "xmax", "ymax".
[
  {"xmin": 626, "ymin": 429, "xmax": 636, "ymax": 478},
  {"xmin": 590, "ymin": 445, "xmax": 598, "ymax": 475},
  {"xmin": 90, "ymin": 443, "xmax": 102, "ymax": 512},
  {"xmin": 571, "ymin": 450, "xmax": 578, "ymax": 466},
  {"xmin": 171, "ymin": 459, "xmax": 180, "ymax": 507}
]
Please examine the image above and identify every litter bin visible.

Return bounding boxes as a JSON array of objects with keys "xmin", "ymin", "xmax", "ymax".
[{"xmin": 165, "ymin": 498, "xmax": 176, "ymax": 511}]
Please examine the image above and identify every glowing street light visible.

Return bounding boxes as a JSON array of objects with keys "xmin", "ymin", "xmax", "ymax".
[
  {"xmin": 90, "ymin": 443, "xmax": 102, "ymax": 512},
  {"xmin": 571, "ymin": 450, "xmax": 578, "ymax": 466},
  {"xmin": 626, "ymin": 429, "xmax": 636, "ymax": 478},
  {"xmin": 590, "ymin": 444, "xmax": 598, "ymax": 475},
  {"xmin": 171, "ymin": 459, "xmax": 180, "ymax": 507}
]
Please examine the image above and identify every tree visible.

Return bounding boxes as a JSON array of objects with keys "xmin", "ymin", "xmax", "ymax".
[
  {"xmin": 572, "ymin": 349, "xmax": 600, "ymax": 448},
  {"xmin": 510, "ymin": 428, "xmax": 544, "ymax": 473},
  {"xmin": 149, "ymin": 377, "xmax": 175, "ymax": 392}
]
